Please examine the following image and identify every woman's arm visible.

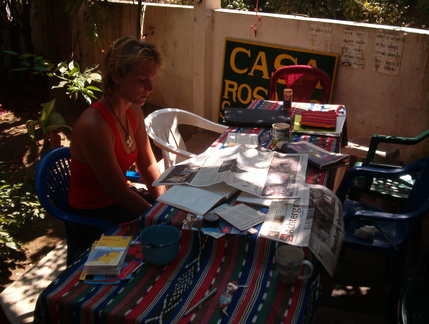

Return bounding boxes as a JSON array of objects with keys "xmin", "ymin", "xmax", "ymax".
[{"xmin": 132, "ymin": 106, "xmax": 166, "ymax": 200}]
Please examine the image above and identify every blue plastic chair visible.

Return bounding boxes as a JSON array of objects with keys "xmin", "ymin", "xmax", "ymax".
[
  {"xmin": 349, "ymin": 129, "xmax": 429, "ymax": 204},
  {"xmin": 336, "ymin": 156, "xmax": 429, "ymax": 323},
  {"xmin": 35, "ymin": 147, "xmax": 114, "ymax": 265}
]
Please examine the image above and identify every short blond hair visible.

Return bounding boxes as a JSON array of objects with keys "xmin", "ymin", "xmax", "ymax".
[{"xmin": 103, "ymin": 36, "xmax": 162, "ymax": 95}]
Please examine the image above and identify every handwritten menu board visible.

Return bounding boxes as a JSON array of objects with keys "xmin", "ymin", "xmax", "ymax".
[
  {"xmin": 308, "ymin": 23, "xmax": 332, "ymax": 53},
  {"xmin": 341, "ymin": 29, "xmax": 367, "ymax": 69},
  {"xmin": 373, "ymin": 32, "xmax": 404, "ymax": 75}
]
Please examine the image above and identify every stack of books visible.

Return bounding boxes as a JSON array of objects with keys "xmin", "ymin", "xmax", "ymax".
[{"xmin": 84, "ymin": 235, "xmax": 132, "ymax": 276}]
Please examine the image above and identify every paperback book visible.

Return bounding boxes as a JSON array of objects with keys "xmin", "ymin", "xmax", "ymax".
[{"xmin": 84, "ymin": 235, "xmax": 132, "ymax": 276}]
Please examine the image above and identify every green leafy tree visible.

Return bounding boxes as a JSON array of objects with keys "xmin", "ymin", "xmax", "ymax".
[
  {"xmin": 48, "ymin": 61, "xmax": 102, "ymax": 105},
  {"xmin": 228, "ymin": 0, "xmax": 428, "ymax": 28}
]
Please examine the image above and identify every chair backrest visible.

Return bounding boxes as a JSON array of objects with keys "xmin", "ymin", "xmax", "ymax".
[
  {"xmin": 402, "ymin": 156, "xmax": 429, "ymax": 213},
  {"xmin": 269, "ymin": 65, "xmax": 331, "ymax": 103},
  {"xmin": 145, "ymin": 108, "xmax": 228, "ymax": 169},
  {"xmin": 35, "ymin": 147, "xmax": 113, "ymax": 229},
  {"xmin": 36, "ymin": 147, "xmax": 72, "ymax": 218},
  {"xmin": 338, "ymin": 156, "xmax": 429, "ymax": 215}
]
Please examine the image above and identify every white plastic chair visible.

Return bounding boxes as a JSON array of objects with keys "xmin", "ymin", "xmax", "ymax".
[{"xmin": 145, "ymin": 108, "xmax": 228, "ymax": 170}]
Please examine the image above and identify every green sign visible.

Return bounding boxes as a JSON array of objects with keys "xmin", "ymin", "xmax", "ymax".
[{"xmin": 218, "ymin": 38, "xmax": 339, "ymax": 122}]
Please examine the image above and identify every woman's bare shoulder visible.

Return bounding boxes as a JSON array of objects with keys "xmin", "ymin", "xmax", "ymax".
[
  {"xmin": 75, "ymin": 107, "xmax": 106, "ymax": 128},
  {"xmin": 71, "ymin": 107, "xmax": 113, "ymax": 158}
]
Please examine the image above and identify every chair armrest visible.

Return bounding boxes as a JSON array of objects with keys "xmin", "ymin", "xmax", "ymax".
[
  {"xmin": 343, "ymin": 197, "xmax": 429, "ymax": 223},
  {"xmin": 192, "ymin": 117, "xmax": 228, "ymax": 134},
  {"xmin": 126, "ymin": 170, "xmax": 141, "ymax": 182},
  {"xmin": 352, "ymin": 208, "xmax": 422, "ymax": 222},
  {"xmin": 151, "ymin": 136, "xmax": 196, "ymax": 159},
  {"xmin": 364, "ymin": 130, "xmax": 429, "ymax": 166},
  {"xmin": 338, "ymin": 155, "xmax": 429, "ymax": 202}
]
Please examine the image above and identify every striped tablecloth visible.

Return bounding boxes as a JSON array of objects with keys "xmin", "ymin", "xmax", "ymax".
[
  {"xmin": 34, "ymin": 101, "xmax": 346, "ymax": 323},
  {"xmin": 216, "ymin": 100, "xmax": 347, "ymax": 190},
  {"xmin": 34, "ymin": 207, "xmax": 320, "ymax": 324}
]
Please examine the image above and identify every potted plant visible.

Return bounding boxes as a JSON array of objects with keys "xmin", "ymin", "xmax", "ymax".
[
  {"xmin": 26, "ymin": 99, "xmax": 72, "ymax": 154},
  {"xmin": 24, "ymin": 60, "xmax": 102, "ymax": 154}
]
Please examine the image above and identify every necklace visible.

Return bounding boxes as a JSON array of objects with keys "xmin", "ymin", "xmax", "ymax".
[{"xmin": 105, "ymin": 97, "xmax": 133, "ymax": 148}]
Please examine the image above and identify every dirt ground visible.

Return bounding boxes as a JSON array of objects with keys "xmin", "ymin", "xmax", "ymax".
[
  {"xmin": 2, "ymin": 215, "xmax": 65, "ymax": 287},
  {"xmin": 0, "ymin": 108, "xmax": 67, "ymax": 293}
]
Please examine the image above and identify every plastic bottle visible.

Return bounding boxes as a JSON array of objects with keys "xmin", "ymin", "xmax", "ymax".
[{"xmin": 283, "ymin": 88, "xmax": 293, "ymax": 111}]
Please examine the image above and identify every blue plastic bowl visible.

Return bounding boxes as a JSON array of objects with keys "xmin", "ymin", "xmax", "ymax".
[{"xmin": 139, "ymin": 224, "xmax": 181, "ymax": 266}]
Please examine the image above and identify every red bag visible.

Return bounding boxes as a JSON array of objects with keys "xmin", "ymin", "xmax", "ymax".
[{"xmin": 300, "ymin": 110, "xmax": 338, "ymax": 129}]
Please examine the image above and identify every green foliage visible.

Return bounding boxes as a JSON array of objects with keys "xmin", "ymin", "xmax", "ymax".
[
  {"xmin": 221, "ymin": 0, "xmax": 255, "ymax": 10},
  {"xmin": 26, "ymin": 99, "xmax": 72, "ymax": 142},
  {"xmin": 3, "ymin": 50, "xmax": 53, "ymax": 76},
  {"xmin": 0, "ymin": 161, "xmax": 45, "ymax": 263},
  {"xmin": 9, "ymin": 57, "xmax": 102, "ymax": 152},
  {"xmin": 48, "ymin": 61, "xmax": 102, "ymax": 105},
  {"xmin": 229, "ymin": 0, "xmax": 428, "ymax": 29}
]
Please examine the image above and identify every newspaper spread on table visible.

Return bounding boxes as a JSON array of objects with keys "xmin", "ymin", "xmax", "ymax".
[
  {"xmin": 154, "ymin": 145, "xmax": 343, "ymax": 276},
  {"xmin": 153, "ymin": 144, "xmax": 308, "ymax": 198},
  {"xmin": 259, "ymin": 184, "xmax": 344, "ymax": 277}
]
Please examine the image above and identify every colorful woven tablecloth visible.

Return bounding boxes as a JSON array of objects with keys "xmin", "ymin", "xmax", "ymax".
[
  {"xmin": 34, "ymin": 100, "xmax": 347, "ymax": 323},
  {"xmin": 214, "ymin": 100, "xmax": 347, "ymax": 190},
  {"xmin": 34, "ymin": 209, "xmax": 320, "ymax": 324}
]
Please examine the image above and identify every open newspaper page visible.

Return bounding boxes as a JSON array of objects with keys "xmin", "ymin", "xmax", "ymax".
[
  {"xmin": 258, "ymin": 184, "xmax": 344, "ymax": 277},
  {"xmin": 223, "ymin": 146, "xmax": 273, "ymax": 197},
  {"xmin": 153, "ymin": 145, "xmax": 240, "ymax": 187},
  {"xmin": 153, "ymin": 145, "xmax": 307, "ymax": 198},
  {"xmin": 307, "ymin": 185, "xmax": 345, "ymax": 277},
  {"xmin": 258, "ymin": 186, "xmax": 311, "ymax": 246},
  {"xmin": 190, "ymin": 145, "xmax": 242, "ymax": 186},
  {"xmin": 259, "ymin": 151, "xmax": 307, "ymax": 198}
]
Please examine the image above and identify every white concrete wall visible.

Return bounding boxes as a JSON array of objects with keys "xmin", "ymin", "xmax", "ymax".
[
  {"xmin": 144, "ymin": 4, "xmax": 429, "ymax": 163},
  {"xmin": 42, "ymin": 2, "xmax": 429, "ymax": 163},
  {"xmin": 142, "ymin": 5, "xmax": 195, "ymax": 112}
]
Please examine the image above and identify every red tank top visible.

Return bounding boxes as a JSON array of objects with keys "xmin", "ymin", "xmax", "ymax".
[{"xmin": 68, "ymin": 102, "xmax": 138, "ymax": 209}]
